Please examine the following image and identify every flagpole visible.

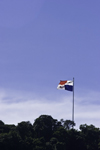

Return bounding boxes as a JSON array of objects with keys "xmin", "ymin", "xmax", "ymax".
[{"xmin": 72, "ymin": 77, "xmax": 74, "ymax": 122}]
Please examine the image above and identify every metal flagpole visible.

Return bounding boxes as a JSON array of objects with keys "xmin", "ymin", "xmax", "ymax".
[{"xmin": 72, "ymin": 77, "xmax": 74, "ymax": 122}]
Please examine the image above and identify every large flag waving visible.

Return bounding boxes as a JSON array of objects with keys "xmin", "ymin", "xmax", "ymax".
[{"xmin": 57, "ymin": 80, "xmax": 73, "ymax": 91}]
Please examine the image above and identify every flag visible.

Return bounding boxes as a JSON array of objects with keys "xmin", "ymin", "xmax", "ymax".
[{"xmin": 57, "ymin": 80, "xmax": 73, "ymax": 91}]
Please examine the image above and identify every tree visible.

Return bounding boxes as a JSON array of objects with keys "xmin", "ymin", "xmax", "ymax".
[
  {"xmin": 33, "ymin": 115, "xmax": 59, "ymax": 141},
  {"xmin": 60, "ymin": 119, "xmax": 75, "ymax": 130},
  {"xmin": 0, "ymin": 131, "xmax": 22, "ymax": 150},
  {"xmin": 17, "ymin": 121, "xmax": 33, "ymax": 139},
  {"xmin": 66, "ymin": 129, "xmax": 86, "ymax": 150},
  {"xmin": 33, "ymin": 137, "xmax": 46, "ymax": 150},
  {"xmin": 80, "ymin": 124, "xmax": 100, "ymax": 150},
  {"xmin": 0, "ymin": 120, "xmax": 4, "ymax": 126}
]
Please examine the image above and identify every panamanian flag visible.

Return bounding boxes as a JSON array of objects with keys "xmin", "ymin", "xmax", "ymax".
[{"xmin": 57, "ymin": 80, "xmax": 73, "ymax": 91}]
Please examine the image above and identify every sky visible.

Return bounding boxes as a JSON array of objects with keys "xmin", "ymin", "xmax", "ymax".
[{"xmin": 0, "ymin": 0, "xmax": 100, "ymax": 129}]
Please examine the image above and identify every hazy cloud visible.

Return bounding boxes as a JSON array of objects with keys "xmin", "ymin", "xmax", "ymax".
[{"xmin": 0, "ymin": 89, "xmax": 100, "ymax": 129}]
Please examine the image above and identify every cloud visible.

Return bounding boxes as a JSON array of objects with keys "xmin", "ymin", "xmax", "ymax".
[{"xmin": 0, "ymin": 89, "xmax": 100, "ymax": 129}]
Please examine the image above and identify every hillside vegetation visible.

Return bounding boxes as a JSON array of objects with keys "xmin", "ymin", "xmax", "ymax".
[{"xmin": 0, "ymin": 115, "xmax": 100, "ymax": 150}]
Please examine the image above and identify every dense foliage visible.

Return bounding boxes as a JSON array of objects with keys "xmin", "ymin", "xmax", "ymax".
[{"xmin": 0, "ymin": 115, "xmax": 100, "ymax": 150}]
